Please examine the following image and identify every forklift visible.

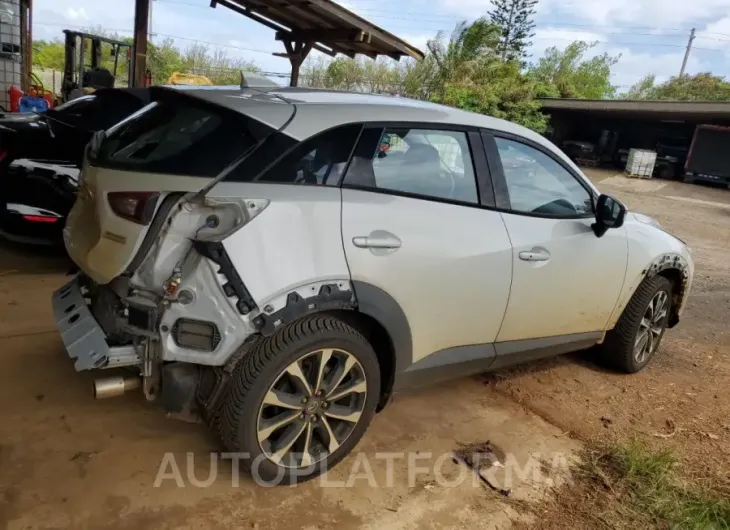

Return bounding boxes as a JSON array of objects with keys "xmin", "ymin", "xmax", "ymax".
[{"xmin": 61, "ymin": 30, "xmax": 134, "ymax": 102}]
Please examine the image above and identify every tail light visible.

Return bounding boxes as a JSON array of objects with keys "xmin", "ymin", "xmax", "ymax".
[
  {"xmin": 23, "ymin": 215, "xmax": 59, "ymax": 223},
  {"xmin": 108, "ymin": 192, "xmax": 159, "ymax": 225}
]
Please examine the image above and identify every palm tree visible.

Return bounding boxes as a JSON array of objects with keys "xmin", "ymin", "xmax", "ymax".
[{"xmin": 427, "ymin": 18, "xmax": 501, "ymax": 96}]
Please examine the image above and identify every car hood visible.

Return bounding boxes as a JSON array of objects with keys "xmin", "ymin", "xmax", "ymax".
[
  {"xmin": 630, "ymin": 212, "xmax": 663, "ymax": 229},
  {"xmin": 629, "ymin": 212, "xmax": 687, "ymax": 245}
]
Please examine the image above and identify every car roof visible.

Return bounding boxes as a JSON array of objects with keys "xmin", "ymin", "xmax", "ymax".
[
  {"xmin": 162, "ymin": 86, "xmax": 592, "ymax": 188},
  {"xmin": 166, "ymin": 86, "xmax": 539, "ymax": 141}
]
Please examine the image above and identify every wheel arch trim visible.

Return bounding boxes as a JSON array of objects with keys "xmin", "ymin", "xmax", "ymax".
[{"xmin": 607, "ymin": 252, "xmax": 691, "ymax": 330}]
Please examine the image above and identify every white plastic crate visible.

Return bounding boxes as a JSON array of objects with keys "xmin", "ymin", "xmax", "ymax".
[{"xmin": 625, "ymin": 149, "xmax": 657, "ymax": 178}]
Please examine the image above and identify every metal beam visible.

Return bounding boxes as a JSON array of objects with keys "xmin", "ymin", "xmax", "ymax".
[
  {"xmin": 132, "ymin": 0, "xmax": 150, "ymax": 87},
  {"xmin": 303, "ymin": 0, "xmax": 423, "ymax": 59},
  {"xmin": 280, "ymin": 39, "xmax": 313, "ymax": 87},
  {"xmin": 216, "ymin": 0, "xmax": 336, "ymax": 56},
  {"xmin": 275, "ymin": 28, "xmax": 370, "ymax": 43}
]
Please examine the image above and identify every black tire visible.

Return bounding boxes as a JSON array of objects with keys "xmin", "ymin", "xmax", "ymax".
[
  {"xmin": 219, "ymin": 314, "xmax": 381, "ymax": 484},
  {"xmin": 599, "ymin": 275, "xmax": 673, "ymax": 373}
]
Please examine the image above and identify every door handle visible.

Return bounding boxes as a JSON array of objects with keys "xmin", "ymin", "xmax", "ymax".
[
  {"xmin": 352, "ymin": 233, "xmax": 401, "ymax": 249},
  {"xmin": 519, "ymin": 249, "xmax": 551, "ymax": 262}
]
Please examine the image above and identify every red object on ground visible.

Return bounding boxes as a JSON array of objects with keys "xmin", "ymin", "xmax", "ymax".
[
  {"xmin": 8, "ymin": 79, "xmax": 54, "ymax": 112},
  {"xmin": 8, "ymin": 85, "xmax": 23, "ymax": 112}
]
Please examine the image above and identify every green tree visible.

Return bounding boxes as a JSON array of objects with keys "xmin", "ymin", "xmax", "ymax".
[
  {"xmin": 625, "ymin": 72, "xmax": 730, "ymax": 101},
  {"xmin": 396, "ymin": 56, "xmax": 438, "ymax": 99},
  {"xmin": 299, "ymin": 19, "xmax": 551, "ymax": 133},
  {"xmin": 32, "ymin": 39, "xmax": 66, "ymax": 71},
  {"xmin": 147, "ymin": 38, "xmax": 184, "ymax": 85},
  {"xmin": 528, "ymin": 41, "xmax": 620, "ymax": 99},
  {"xmin": 325, "ymin": 56, "xmax": 365, "ymax": 90},
  {"xmin": 428, "ymin": 19, "xmax": 548, "ymax": 132},
  {"xmin": 487, "ymin": 0, "xmax": 538, "ymax": 62},
  {"xmin": 623, "ymin": 74, "xmax": 656, "ymax": 99},
  {"xmin": 427, "ymin": 18, "xmax": 501, "ymax": 97},
  {"xmin": 436, "ymin": 61, "xmax": 548, "ymax": 133}
]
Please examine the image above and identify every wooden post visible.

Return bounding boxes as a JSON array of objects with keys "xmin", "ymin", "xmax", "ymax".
[
  {"xmin": 281, "ymin": 40, "xmax": 312, "ymax": 87},
  {"xmin": 132, "ymin": 0, "xmax": 150, "ymax": 87}
]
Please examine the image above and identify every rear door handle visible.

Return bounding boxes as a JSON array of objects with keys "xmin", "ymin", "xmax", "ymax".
[
  {"xmin": 352, "ymin": 233, "xmax": 401, "ymax": 249},
  {"xmin": 519, "ymin": 249, "xmax": 551, "ymax": 262}
]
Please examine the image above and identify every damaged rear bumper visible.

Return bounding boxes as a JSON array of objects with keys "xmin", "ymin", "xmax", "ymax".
[{"xmin": 52, "ymin": 277, "xmax": 140, "ymax": 371}]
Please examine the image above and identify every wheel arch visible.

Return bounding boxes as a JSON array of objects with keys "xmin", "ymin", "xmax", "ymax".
[
  {"xmin": 327, "ymin": 281, "xmax": 412, "ymax": 411},
  {"xmin": 608, "ymin": 253, "xmax": 691, "ymax": 330},
  {"xmin": 249, "ymin": 279, "xmax": 412, "ymax": 411}
]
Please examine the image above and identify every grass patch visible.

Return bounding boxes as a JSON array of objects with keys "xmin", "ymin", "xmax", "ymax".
[{"xmin": 577, "ymin": 440, "xmax": 730, "ymax": 529}]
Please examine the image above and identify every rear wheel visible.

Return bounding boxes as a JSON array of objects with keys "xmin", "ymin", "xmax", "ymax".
[
  {"xmin": 219, "ymin": 315, "xmax": 380, "ymax": 484},
  {"xmin": 599, "ymin": 275, "xmax": 672, "ymax": 373}
]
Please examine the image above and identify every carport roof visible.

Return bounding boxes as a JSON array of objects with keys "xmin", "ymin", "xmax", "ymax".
[
  {"xmin": 211, "ymin": 0, "xmax": 425, "ymax": 60},
  {"xmin": 538, "ymin": 98, "xmax": 730, "ymax": 122}
]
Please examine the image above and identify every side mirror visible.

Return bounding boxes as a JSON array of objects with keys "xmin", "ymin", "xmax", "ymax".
[{"xmin": 592, "ymin": 194, "xmax": 626, "ymax": 238}]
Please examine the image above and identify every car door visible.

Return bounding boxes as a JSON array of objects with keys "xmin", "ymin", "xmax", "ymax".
[
  {"xmin": 340, "ymin": 125, "xmax": 513, "ymax": 380},
  {"xmin": 483, "ymin": 131, "xmax": 629, "ymax": 345}
]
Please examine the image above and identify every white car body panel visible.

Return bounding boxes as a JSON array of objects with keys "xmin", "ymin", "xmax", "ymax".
[
  {"xmin": 215, "ymin": 182, "xmax": 351, "ymax": 308},
  {"xmin": 64, "ymin": 162, "xmax": 210, "ymax": 285},
  {"xmin": 158, "ymin": 256, "xmax": 257, "ymax": 365},
  {"xmin": 341, "ymin": 188, "xmax": 513, "ymax": 362},
  {"xmin": 605, "ymin": 214, "xmax": 694, "ymax": 329},
  {"xmin": 496, "ymin": 215, "xmax": 628, "ymax": 342}
]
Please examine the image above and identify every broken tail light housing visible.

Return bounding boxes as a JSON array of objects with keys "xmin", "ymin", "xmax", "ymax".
[{"xmin": 108, "ymin": 191, "xmax": 159, "ymax": 225}]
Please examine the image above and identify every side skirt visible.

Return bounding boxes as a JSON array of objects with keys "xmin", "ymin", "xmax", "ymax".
[{"xmin": 393, "ymin": 331, "xmax": 603, "ymax": 392}]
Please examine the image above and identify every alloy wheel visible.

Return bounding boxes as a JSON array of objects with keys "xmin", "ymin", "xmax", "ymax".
[
  {"xmin": 634, "ymin": 290, "xmax": 669, "ymax": 364},
  {"xmin": 256, "ymin": 348, "xmax": 367, "ymax": 468}
]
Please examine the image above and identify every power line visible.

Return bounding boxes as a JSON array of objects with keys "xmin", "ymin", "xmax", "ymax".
[
  {"xmin": 33, "ymin": 20, "xmax": 726, "ymax": 56},
  {"xmin": 154, "ymin": 0, "xmax": 730, "ymax": 37},
  {"xmin": 33, "ymin": 21, "xmax": 281, "ymax": 55}
]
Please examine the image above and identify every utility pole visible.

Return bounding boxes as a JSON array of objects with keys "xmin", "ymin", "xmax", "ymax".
[{"xmin": 679, "ymin": 28, "xmax": 695, "ymax": 77}]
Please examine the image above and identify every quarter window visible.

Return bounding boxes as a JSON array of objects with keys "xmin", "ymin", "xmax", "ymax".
[
  {"xmin": 343, "ymin": 127, "xmax": 479, "ymax": 204},
  {"xmin": 255, "ymin": 124, "xmax": 362, "ymax": 185},
  {"xmin": 494, "ymin": 137, "xmax": 593, "ymax": 216}
]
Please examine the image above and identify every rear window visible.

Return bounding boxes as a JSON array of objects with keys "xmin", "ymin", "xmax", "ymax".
[{"xmin": 90, "ymin": 96, "xmax": 276, "ymax": 177}]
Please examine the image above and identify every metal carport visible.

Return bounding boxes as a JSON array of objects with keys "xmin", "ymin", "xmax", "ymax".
[{"xmin": 131, "ymin": 0, "xmax": 424, "ymax": 88}]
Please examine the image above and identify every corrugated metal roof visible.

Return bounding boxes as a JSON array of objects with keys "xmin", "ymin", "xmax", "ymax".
[
  {"xmin": 539, "ymin": 98, "xmax": 730, "ymax": 116},
  {"xmin": 212, "ymin": 0, "xmax": 424, "ymax": 60}
]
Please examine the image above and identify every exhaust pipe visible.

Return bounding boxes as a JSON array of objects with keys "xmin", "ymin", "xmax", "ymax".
[{"xmin": 94, "ymin": 376, "xmax": 141, "ymax": 399}]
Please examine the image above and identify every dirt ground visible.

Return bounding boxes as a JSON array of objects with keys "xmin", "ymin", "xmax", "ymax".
[{"xmin": 1, "ymin": 171, "xmax": 729, "ymax": 529}]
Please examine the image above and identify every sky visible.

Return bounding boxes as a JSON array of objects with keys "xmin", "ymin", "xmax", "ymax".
[{"xmin": 31, "ymin": 0, "xmax": 730, "ymax": 91}]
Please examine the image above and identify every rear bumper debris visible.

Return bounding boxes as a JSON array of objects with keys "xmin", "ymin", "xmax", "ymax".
[{"xmin": 52, "ymin": 277, "xmax": 140, "ymax": 371}]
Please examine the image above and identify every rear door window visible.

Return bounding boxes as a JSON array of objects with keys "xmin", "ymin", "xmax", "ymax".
[
  {"xmin": 342, "ymin": 127, "xmax": 479, "ymax": 204},
  {"xmin": 91, "ymin": 95, "xmax": 275, "ymax": 177}
]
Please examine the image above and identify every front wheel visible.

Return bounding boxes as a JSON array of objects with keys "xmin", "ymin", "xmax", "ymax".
[
  {"xmin": 219, "ymin": 315, "xmax": 381, "ymax": 484},
  {"xmin": 599, "ymin": 275, "xmax": 673, "ymax": 373}
]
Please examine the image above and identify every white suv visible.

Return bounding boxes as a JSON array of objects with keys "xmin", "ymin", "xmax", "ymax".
[{"xmin": 54, "ymin": 86, "xmax": 693, "ymax": 482}]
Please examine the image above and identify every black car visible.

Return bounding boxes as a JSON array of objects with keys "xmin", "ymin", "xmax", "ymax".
[{"xmin": 0, "ymin": 88, "xmax": 150, "ymax": 246}]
